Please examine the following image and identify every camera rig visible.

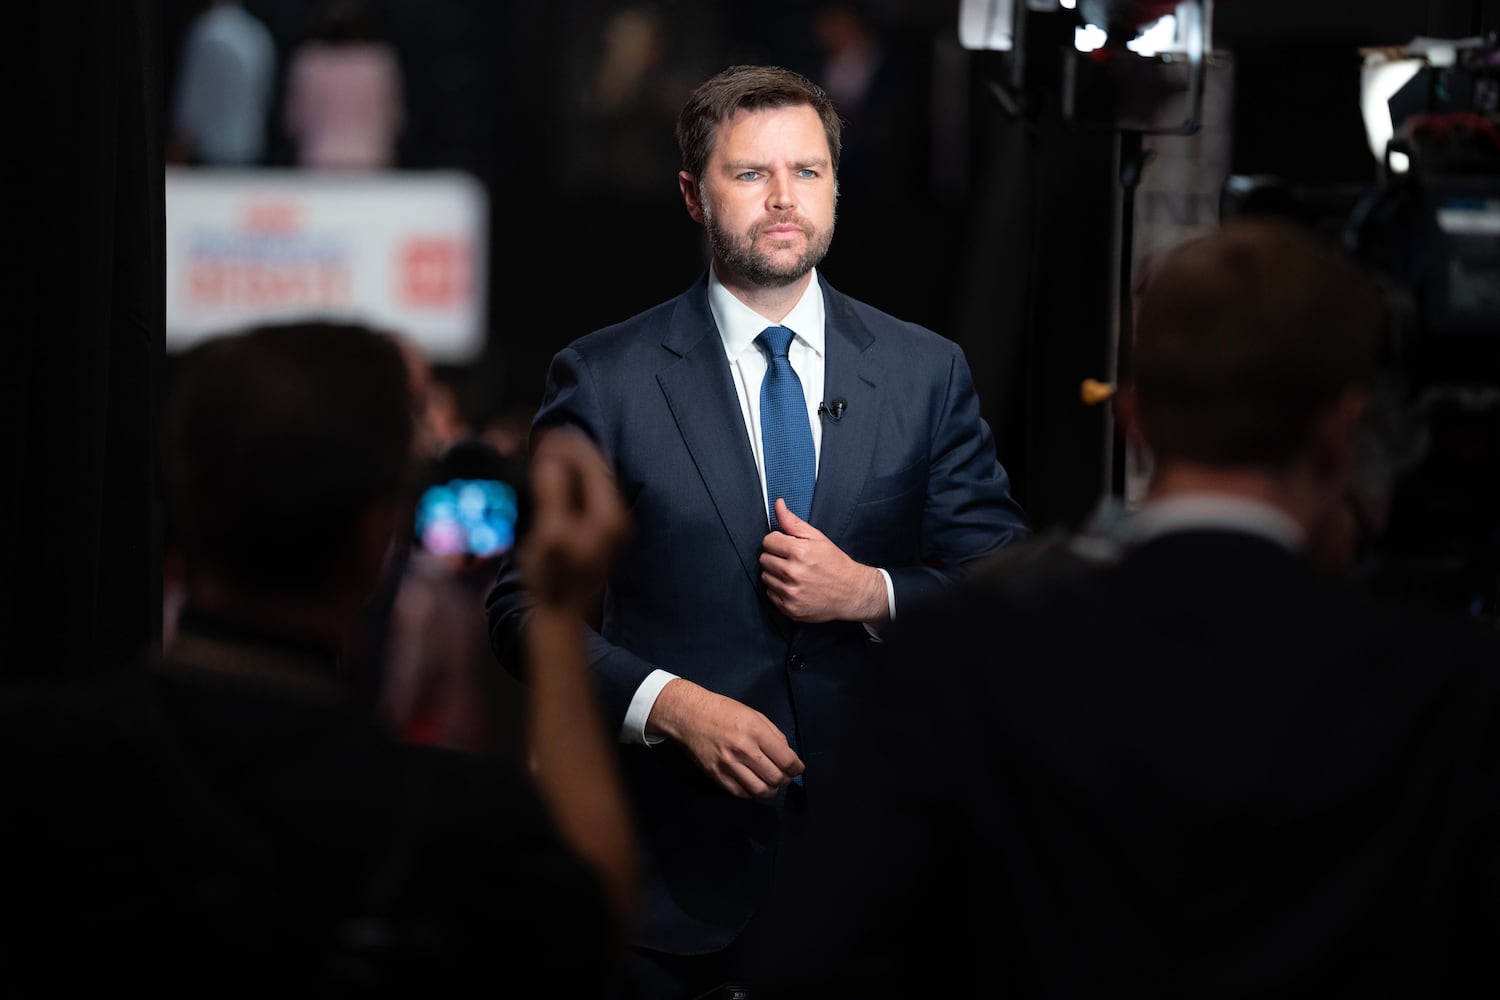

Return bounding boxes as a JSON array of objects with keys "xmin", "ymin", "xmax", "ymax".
[
  {"xmin": 1348, "ymin": 34, "xmax": 1500, "ymax": 623},
  {"xmin": 1226, "ymin": 33, "xmax": 1500, "ymax": 622}
]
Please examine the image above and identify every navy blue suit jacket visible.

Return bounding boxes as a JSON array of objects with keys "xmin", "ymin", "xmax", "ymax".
[{"xmin": 486, "ymin": 271, "xmax": 1028, "ymax": 954}]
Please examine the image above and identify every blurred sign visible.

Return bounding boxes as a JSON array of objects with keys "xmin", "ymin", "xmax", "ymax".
[{"xmin": 166, "ymin": 168, "xmax": 488, "ymax": 361}]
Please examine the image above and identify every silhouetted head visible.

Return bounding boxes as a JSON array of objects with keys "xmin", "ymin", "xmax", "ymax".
[
  {"xmin": 166, "ymin": 320, "xmax": 414, "ymax": 602},
  {"xmin": 1129, "ymin": 216, "xmax": 1386, "ymax": 469}
]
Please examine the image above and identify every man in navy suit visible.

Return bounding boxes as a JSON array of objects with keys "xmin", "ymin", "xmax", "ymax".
[
  {"xmin": 486, "ymin": 63, "xmax": 1028, "ymax": 999},
  {"xmin": 747, "ymin": 216, "xmax": 1500, "ymax": 997}
]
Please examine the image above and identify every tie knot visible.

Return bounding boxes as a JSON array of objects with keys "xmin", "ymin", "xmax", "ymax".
[{"xmin": 757, "ymin": 325, "xmax": 795, "ymax": 359}]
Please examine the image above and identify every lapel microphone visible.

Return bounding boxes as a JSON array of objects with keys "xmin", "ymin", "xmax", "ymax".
[{"xmin": 817, "ymin": 398, "xmax": 848, "ymax": 421}]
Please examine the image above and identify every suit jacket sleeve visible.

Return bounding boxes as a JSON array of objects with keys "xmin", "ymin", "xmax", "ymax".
[
  {"xmin": 885, "ymin": 345, "xmax": 1028, "ymax": 613},
  {"xmin": 484, "ymin": 345, "xmax": 660, "ymax": 732}
]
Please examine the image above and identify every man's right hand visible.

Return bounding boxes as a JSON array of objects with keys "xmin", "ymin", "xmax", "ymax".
[{"xmin": 646, "ymin": 679, "xmax": 804, "ymax": 799}]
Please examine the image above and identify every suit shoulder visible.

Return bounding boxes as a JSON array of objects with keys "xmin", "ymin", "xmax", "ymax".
[
  {"xmin": 557, "ymin": 274, "xmax": 710, "ymax": 358},
  {"xmin": 827, "ymin": 286, "xmax": 961, "ymax": 354},
  {"xmin": 561, "ymin": 298, "xmax": 679, "ymax": 361}
]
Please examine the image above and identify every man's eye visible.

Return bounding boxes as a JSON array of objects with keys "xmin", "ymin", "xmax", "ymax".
[
  {"xmin": 736, "ymin": 171, "xmax": 761, "ymax": 182},
  {"xmin": 797, "ymin": 169, "xmax": 818, "ymax": 179}
]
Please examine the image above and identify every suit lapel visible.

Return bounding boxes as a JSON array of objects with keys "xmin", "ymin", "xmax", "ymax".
[
  {"xmin": 656, "ymin": 281, "xmax": 771, "ymax": 592},
  {"xmin": 809, "ymin": 281, "xmax": 879, "ymax": 547}
]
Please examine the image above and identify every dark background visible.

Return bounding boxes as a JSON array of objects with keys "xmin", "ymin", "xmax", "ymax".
[{"xmin": 6, "ymin": 0, "xmax": 1497, "ymax": 676}]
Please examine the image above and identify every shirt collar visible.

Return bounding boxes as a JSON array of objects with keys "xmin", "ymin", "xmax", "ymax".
[
  {"xmin": 709, "ymin": 267, "xmax": 826, "ymax": 361},
  {"xmin": 1128, "ymin": 494, "xmax": 1307, "ymax": 551}
]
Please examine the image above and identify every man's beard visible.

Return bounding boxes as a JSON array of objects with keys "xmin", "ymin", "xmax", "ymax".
[{"xmin": 703, "ymin": 202, "xmax": 835, "ymax": 288}]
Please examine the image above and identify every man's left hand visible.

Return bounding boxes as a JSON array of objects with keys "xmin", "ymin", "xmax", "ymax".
[{"xmin": 760, "ymin": 498, "xmax": 888, "ymax": 623}]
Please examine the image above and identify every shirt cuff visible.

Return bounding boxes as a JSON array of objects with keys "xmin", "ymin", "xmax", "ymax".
[
  {"xmin": 862, "ymin": 568, "xmax": 896, "ymax": 642},
  {"xmin": 621, "ymin": 668, "xmax": 677, "ymax": 745}
]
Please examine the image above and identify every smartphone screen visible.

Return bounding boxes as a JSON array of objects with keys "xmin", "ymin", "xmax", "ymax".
[{"xmin": 413, "ymin": 477, "xmax": 519, "ymax": 558}]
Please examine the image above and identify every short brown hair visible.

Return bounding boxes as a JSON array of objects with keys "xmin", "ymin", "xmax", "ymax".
[
  {"xmin": 675, "ymin": 64, "xmax": 843, "ymax": 182},
  {"xmin": 1131, "ymin": 217, "xmax": 1386, "ymax": 467},
  {"xmin": 166, "ymin": 320, "xmax": 415, "ymax": 594}
]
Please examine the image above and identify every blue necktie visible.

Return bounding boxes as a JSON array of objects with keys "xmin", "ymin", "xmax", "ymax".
[{"xmin": 757, "ymin": 325, "xmax": 816, "ymax": 531}]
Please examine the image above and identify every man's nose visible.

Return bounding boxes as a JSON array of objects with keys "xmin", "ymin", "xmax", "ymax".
[{"xmin": 767, "ymin": 171, "xmax": 796, "ymax": 211}]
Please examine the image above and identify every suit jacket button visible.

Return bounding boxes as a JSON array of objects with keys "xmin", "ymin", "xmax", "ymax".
[{"xmin": 787, "ymin": 652, "xmax": 804, "ymax": 671}]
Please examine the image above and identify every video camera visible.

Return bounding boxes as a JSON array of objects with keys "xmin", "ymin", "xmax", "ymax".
[{"xmin": 1350, "ymin": 36, "xmax": 1500, "ymax": 622}]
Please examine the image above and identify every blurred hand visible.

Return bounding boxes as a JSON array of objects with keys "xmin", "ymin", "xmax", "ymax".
[
  {"xmin": 760, "ymin": 499, "xmax": 887, "ymax": 623},
  {"xmin": 647, "ymin": 679, "xmax": 804, "ymax": 799},
  {"xmin": 520, "ymin": 428, "xmax": 630, "ymax": 610}
]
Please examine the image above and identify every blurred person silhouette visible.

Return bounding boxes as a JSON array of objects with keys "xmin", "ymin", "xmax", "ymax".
[
  {"xmin": 396, "ymin": 334, "xmax": 446, "ymax": 460},
  {"xmin": 808, "ymin": 1, "xmax": 922, "ymax": 198},
  {"xmin": 283, "ymin": 0, "xmax": 405, "ymax": 170},
  {"xmin": 746, "ymin": 216, "xmax": 1500, "ymax": 998},
  {"xmin": 561, "ymin": 2, "xmax": 726, "ymax": 197},
  {"xmin": 342, "ymin": 336, "xmax": 468, "ymax": 712},
  {"xmin": 421, "ymin": 365, "xmax": 482, "ymax": 453},
  {"xmin": 3, "ymin": 320, "xmax": 638, "ymax": 992},
  {"xmin": 166, "ymin": 0, "xmax": 276, "ymax": 167},
  {"xmin": 162, "ymin": 320, "xmax": 636, "ymax": 990},
  {"xmin": 483, "ymin": 400, "xmax": 540, "ymax": 461},
  {"xmin": 574, "ymin": 3, "xmax": 680, "ymax": 194},
  {"xmin": 382, "ymin": 437, "xmax": 531, "ymax": 761},
  {"xmin": 373, "ymin": 353, "xmax": 528, "ymax": 759},
  {"xmin": 486, "ymin": 63, "xmax": 1028, "ymax": 1000}
]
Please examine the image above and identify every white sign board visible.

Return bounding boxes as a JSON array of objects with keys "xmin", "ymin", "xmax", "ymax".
[{"xmin": 165, "ymin": 168, "xmax": 488, "ymax": 362}]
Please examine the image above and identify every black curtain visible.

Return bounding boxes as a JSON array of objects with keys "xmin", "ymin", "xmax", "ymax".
[
  {"xmin": 950, "ymin": 49, "xmax": 1117, "ymax": 534},
  {"xmin": 4, "ymin": 1, "xmax": 163, "ymax": 677}
]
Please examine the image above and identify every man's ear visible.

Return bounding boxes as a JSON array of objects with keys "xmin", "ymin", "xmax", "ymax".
[
  {"xmin": 1311, "ymin": 389, "xmax": 1369, "ymax": 484},
  {"xmin": 678, "ymin": 171, "xmax": 705, "ymax": 223}
]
